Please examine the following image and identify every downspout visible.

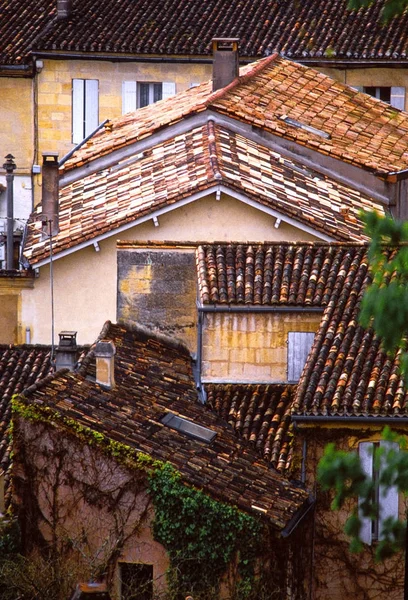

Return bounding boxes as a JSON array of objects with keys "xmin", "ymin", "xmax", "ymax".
[
  {"xmin": 301, "ymin": 438, "xmax": 307, "ymax": 485},
  {"xmin": 3, "ymin": 154, "xmax": 16, "ymax": 270},
  {"xmin": 196, "ymin": 306, "xmax": 205, "ymax": 403}
]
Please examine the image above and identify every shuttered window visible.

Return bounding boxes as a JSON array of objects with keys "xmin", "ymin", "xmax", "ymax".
[
  {"xmin": 287, "ymin": 331, "xmax": 315, "ymax": 381},
  {"xmin": 122, "ymin": 81, "xmax": 176, "ymax": 113},
  {"xmin": 359, "ymin": 441, "xmax": 399, "ymax": 544},
  {"xmin": 72, "ymin": 79, "xmax": 99, "ymax": 144}
]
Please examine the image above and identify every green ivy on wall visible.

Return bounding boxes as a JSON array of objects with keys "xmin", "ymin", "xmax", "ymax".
[{"xmin": 149, "ymin": 463, "xmax": 263, "ymax": 599}]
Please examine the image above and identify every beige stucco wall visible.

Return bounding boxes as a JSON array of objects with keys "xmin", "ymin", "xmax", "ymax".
[
  {"xmin": 202, "ymin": 312, "xmax": 321, "ymax": 382},
  {"xmin": 320, "ymin": 67, "xmax": 408, "ymax": 110},
  {"xmin": 21, "ymin": 193, "xmax": 320, "ymax": 345},
  {"xmin": 0, "ymin": 77, "xmax": 33, "ymax": 172}
]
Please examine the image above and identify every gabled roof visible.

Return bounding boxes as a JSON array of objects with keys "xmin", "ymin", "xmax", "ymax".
[
  {"xmin": 205, "ymin": 384, "xmax": 295, "ymax": 473},
  {"xmin": 24, "ymin": 121, "xmax": 385, "ymax": 266},
  {"xmin": 196, "ymin": 242, "xmax": 368, "ymax": 307},
  {"xmin": 2, "ymin": 0, "xmax": 408, "ymax": 67},
  {"xmin": 61, "ymin": 55, "xmax": 408, "ymax": 178},
  {"xmin": 20, "ymin": 321, "xmax": 309, "ymax": 530},
  {"xmin": 0, "ymin": 345, "xmax": 53, "ymax": 507}
]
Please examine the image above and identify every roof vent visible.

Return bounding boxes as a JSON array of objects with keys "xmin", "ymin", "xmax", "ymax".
[
  {"xmin": 55, "ymin": 331, "xmax": 78, "ymax": 371},
  {"xmin": 162, "ymin": 412, "xmax": 216, "ymax": 443},
  {"xmin": 212, "ymin": 38, "xmax": 239, "ymax": 92},
  {"xmin": 57, "ymin": 0, "xmax": 72, "ymax": 19},
  {"xmin": 95, "ymin": 340, "xmax": 116, "ymax": 389}
]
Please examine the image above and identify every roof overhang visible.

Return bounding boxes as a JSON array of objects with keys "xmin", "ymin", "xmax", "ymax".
[{"xmin": 29, "ymin": 184, "xmax": 333, "ymax": 268}]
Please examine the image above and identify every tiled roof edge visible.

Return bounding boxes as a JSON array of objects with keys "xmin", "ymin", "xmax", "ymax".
[
  {"xmin": 22, "ymin": 368, "xmax": 70, "ymax": 396},
  {"xmin": 119, "ymin": 321, "xmax": 192, "ymax": 357},
  {"xmin": 204, "ymin": 53, "xmax": 279, "ymax": 107},
  {"xmin": 77, "ymin": 320, "xmax": 113, "ymax": 375}
]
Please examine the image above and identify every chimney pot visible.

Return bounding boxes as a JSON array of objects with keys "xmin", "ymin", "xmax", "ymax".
[
  {"xmin": 95, "ymin": 340, "xmax": 116, "ymax": 389},
  {"xmin": 41, "ymin": 152, "xmax": 59, "ymax": 236},
  {"xmin": 57, "ymin": 0, "xmax": 73, "ymax": 19},
  {"xmin": 212, "ymin": 38, "xmax": 239, "ymax": 92},
  {"xmin": 55, "ymin": 331, "xmax": 78, "ymax": 371}
]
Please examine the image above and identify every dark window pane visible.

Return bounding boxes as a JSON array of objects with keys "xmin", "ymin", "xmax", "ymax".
[
  {"xmin": 153, "ymin": 83, "xmax": 162, "ymax": 103},
  {"xmin": 139, "ymin": 83, "xmax": 150, "ymax": 108}
]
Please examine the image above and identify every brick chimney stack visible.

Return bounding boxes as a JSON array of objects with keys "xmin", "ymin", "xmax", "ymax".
[
  {"xmin": 212, "ymin": 38, "xmax": 239, "ymax": 92},
  {"xmin": 95, "ymin": 341, "xmax": 116, "ymax": 389},
  {"xmin": 41, "ymin": 152, "xmax": 59, "ymax": 235},
  {"xmin": 57, "ymin": 0, "xmax": 72, "ymax": 19}
]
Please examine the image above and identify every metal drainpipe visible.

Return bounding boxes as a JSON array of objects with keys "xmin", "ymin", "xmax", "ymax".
[
  {"xmin": 3, "ymin": 154, "xmax": 16, "ymax": 270},
  {"xmin": 196, "ymin": 308, "xmax": 204, "ymax": 402},
  {"xmin": 301, "ymin": 438, "xmax": 307, "ymax": 485}
]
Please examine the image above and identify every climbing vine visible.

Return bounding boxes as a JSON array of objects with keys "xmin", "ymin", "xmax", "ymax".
[{"xmin": 148, "ymin": 462, "xmax": 263, "ymax": 599}]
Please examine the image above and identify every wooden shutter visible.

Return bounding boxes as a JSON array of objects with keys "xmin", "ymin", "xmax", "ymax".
[
  {"xmin": 162, "ymin": 81, "xmax": 176, "ymax": 99},
  {"xmin": 378, "ymin": 441, "xmax": 399, "ymax": 536},
  {"xmin": 122, "ymin": 81, "xmax": 137, "ymax": 114},
  {"xmin": 390, "ymin": 87, "xmax": 405, "ymax": 110},
  {"xmin": 287, "ymin": 332, "xmax": 314, "ymax": 381},
  {"xmin": 84, "ymin": 79, "xmax": 99, "ymax": 137},
  {"xmin": 359, "ymin": 442, "xmax": 373, "ymax": 545},
  {"xmin": 72, "ymin": 79, "xmax": 85, "ymax": 144}
]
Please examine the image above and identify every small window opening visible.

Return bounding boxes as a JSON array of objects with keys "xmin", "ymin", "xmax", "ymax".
[{"xmin": 120, "ymin": 563, "xmax": 153, "ymax": 600}]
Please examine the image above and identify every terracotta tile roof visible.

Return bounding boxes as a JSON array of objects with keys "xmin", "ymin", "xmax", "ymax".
[
  {"xmin": 196, "ymin": 242, "xmax": 368, "ymax": 306},
  {"xmin": 291, "ymin": 246, "xmax": 408, "ymax": 418},
  {"xmin": 0, "ymin": 345, "xmax": 53, "ymax": 507},
  {"xmin": 61, "ymin": 55, "xmax": 408, "ymax": 178},
  {"xmin": 21, "ymin": 322, "xmax": 309, "ymax": 530},
  {"xmin": 23, "ymin": 122, "xmax": 384, "ymax": 266},
  {"xmin": 3, "ymin": 0, "xmax": 408, "ymax": 66},
  {"xmin": 205, "ymin": 384, "xmax": 295, "ymax": 473}
]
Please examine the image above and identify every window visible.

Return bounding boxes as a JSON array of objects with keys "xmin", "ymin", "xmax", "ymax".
[
  {"xmin": 359, "ymin": 441, "xmax": 399, "ymax": 544},
  {"xmin": 356, "ymin": 86, "xmax": 405, "ymax": 110},
  {"xmin": 72, "ymin": 79, "xmax": 99, "ymax": 144},
  {"xmin": 122, "ymin": 81, "xmax": 176, "ymax": 113},
  {"xmin": 287, "ymin": 331, "xmax": 315, "ymax": 381},
  {"xmin": 120, "ymin": 563, "xmax": 153, "ymax": 600}
]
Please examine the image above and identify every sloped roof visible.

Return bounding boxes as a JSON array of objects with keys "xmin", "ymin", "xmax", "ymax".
[
  {"xmin": 24, "ymin": 122, "xmax": 385, "ymax": 266},
  {"xmin": 0, "ymin": 345, "xmax": 53, "ymax": 507},
  {"xmin": 205, "ymin": 384, "xmax": 295, "ymax": 473},
  {"xmin": 61, "ymin": 55, "xmax": 408, "ymax": 178},
  {"xmin": 2, "ymin": 0, "xmax": 408, "ymax": 67},
  {"xmin": 20, "ymin": 321, "xmax": 309, "ymax": 530},
  {"xmin": 196, "ymin": 242, "xmax": 368, "ymax": 306}
]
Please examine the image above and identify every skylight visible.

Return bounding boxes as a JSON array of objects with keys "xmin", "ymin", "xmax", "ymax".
[
  {"xmin": 279, "ymin": 115, "xmax": 330, "ymax": 139},
  {"xmin": 161, "ymin": 412, "xmax": 217, "ymax": 443}
]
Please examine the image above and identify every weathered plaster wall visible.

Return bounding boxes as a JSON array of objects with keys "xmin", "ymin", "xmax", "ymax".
[
  {"xmin": 294, "ymin": 426, "xmax": 407, "ymax": 600},
  {"xmin": 117, "ymin": 247, "xmax": 197, "ymax": 351},
  {"xmin": 21, "ymin": 193, "xmax": 319, "ymax": 345},
  {"xmin": 201, "ymin": 312, "xmax": 321, "ymax": 382},
  {"xmin": 0, "ymin": 276, "xmax": 34, "ymax": 344}
]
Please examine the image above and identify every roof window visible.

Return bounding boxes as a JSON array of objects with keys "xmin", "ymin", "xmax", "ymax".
[
  {"xmin": 161, "ymin": 412, "xmax": 217, "ymax": 443},
  {"xmin": 279, "ymin": 115, "xmax": 330, "ymax": 139}
]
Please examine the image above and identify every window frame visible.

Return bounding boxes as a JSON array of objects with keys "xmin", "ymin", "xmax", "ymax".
[
  {"xmin": 72, "ymin": 78, "xmax": 99, "ymax": 144},
  {"xmin": 122, "ymin": 81, "xmax": 176, "ymax": 114}
]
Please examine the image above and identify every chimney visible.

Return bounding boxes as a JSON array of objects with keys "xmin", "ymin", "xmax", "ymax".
[
  {"xmin": 2, "ymin": 154, "xmax": 16, "ymax": 270},
  {"xmin": 57, "ymin": 0, "xmax": 72, "ymax": 19},
  {"xmin": 95, "ymin": 340, "xmax": 116, "ymax": 389},
  {"xmin": 41, "ymin": 152, "xmax": 59, "ymax": 235},
  {"xmin": 212, "ymin": 38, "xmax": 239, "ymax": 92},
  {"xmin": 55, "ymin": 331, "xmax": 78, "ymax": 371}
]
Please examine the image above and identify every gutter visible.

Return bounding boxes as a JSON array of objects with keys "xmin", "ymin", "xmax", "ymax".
[
  {"xmin": 292, "ymin": 415, "xmax": 408, "ymax": 425},
  {"xmin": 0, "ymin": 64, "xmax": 32, "ymax": 77},
  {"xmin": 197, "ymin": 304, "xmax": 323, "ymax": 314},
  {"xmin": 281, "ymin": 494, "xmax": 315, "ymax": 538}
]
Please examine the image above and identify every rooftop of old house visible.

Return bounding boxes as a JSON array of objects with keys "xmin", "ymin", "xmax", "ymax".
[
  {"xmin": 18, "ymin": 320, "xmax": 310, "ymax": 531},
  {"xmin": 2, "ymin": 0, "xmax": 408, "ymax": 68}
]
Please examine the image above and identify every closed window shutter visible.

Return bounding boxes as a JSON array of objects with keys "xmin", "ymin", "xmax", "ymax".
[
  {"xmin": 162, "ymin": 81, "xmax": 176, "ymax": 99},
  {"xmin": 122, "ymin": 81, "xmax": 137, "ymax": 114},
  {"xmin": 378, "ymin": 441, "xmax": 399, "ymax": 535},
  {"xmin": 84, "ymin": 79, "xmax": 99, "ymax": 137},
  {"xmin": 359, "ymin": 442, "xmax": 373, "ymax": 545},
  {"xmin": 72, "ymin": 79, "xmax": 85, "ymax": 144},
  {"xmin": 287, "ymin": 332, "xmax": 314, "ymax": 381},
  {"xmin": 390, "ymin": 87, "xmax": 405, "ymax": 110}
]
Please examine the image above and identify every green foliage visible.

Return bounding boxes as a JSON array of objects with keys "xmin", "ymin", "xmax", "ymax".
[
  {"xmin": 348, "ymin": 0, "xmax": 408, "ymax": 22},
  {"xmin": 148, "ymin": 463, "xmax": 263, "ymax": 599},
  {"xmin": 318, "ymin": 428, "xmax": 408, "ymax": 561}
]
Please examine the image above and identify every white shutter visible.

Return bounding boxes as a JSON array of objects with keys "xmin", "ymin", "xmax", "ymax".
[
  {"xmin": 390, "ymin": 87, "xmax": 405, "ymax": 110},
  {"xmin": 122, "ymin": 81, "xmax": 137, "ymax": 114},
  {"xmin": 378, "ymin": 441, "xmax": 399, "ymax": 536},
  {"xmin": 287, "ymin": 332, "xmax": 314, "ymax": 381},
  {"xmin": 72, "ymin": 79, "xmax": 85, "ymax": 144},
  {"xmin": 162, "ymin": 81, "xmax": 176, "ymax": 99},
  {"xmin": 359, "ymin": 442, "xmax": 373, "ymax": 545},
  {"xmin": 352, "ymin": 86, "xmax": 363, "ymax": 93},
  {"xmin": 84, "ymin": 79, "xmax": 99, "ymax": 137}
]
